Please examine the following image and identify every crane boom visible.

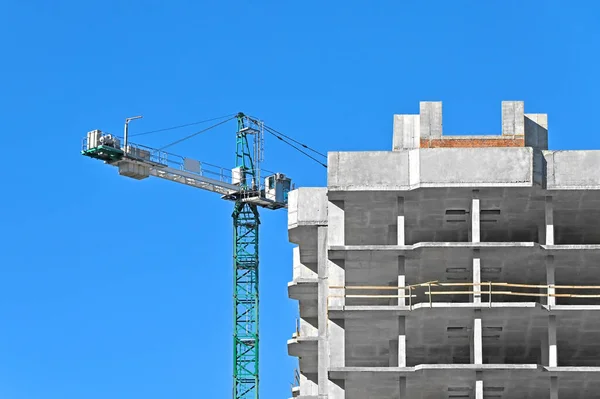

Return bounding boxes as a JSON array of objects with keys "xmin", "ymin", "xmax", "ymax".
[{"xmin": 81, "ymin": 113, "xmax": 292, "ymax": 399}]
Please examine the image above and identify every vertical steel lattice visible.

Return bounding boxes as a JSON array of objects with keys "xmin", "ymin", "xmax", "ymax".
[{"xmin": 233, "ymin": 114, "xmax": 260, "ymax": 399}]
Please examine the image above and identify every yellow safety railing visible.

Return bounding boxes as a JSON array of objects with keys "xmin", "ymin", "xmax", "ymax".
[{"xmin": 328, "ymin": 281, "xmax": 600, "ymax": 309}]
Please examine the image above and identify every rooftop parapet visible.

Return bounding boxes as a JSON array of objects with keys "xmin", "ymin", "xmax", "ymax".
[{"xmin": 393, "ymin": 101, "xmax": 548, "ymax": 151}]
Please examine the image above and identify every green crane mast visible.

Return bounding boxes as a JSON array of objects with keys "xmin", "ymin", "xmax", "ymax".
[
  {"xmin": 232, "ymin": 114, "xmax": 260, "ymax": 399},
  {"xmin": 81, "ymin": 113, "xmax": 292, "ymax": 399}
]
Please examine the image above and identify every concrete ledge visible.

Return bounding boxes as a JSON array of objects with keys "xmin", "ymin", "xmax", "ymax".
[
  {"xmin": 542, "ymin": 244, "xmax": 600, "ymax": 251},
  {"xmin": 287, "ymin": 336, "xmax": 318, "ymax": 357},
  {"xmin": 329, "ymin": 364, "xmax": 541, "ymax": 379},
  {"xmin": 544, "ymin": 367, "xmax": 600, "ymax": 373},
  {"xmin": 288, "ymin": 279, "xmax": 318, "ymax": 301},
  {"xmin": 329, "ymin": 242, "xmax": 537, "ymax": 258},
  {"xmin": 329, "ymin": 302, "xmax": 600, "ymax": 319},
  {"xmin": 328, "ymin": 242, "xmax": 600, "ymax": 259}
]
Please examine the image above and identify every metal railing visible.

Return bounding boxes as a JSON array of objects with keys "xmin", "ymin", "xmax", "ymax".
[
  {"xmin": 329, "ymin": 281, "xmax": 600, "ymax": 309},
  {"xmin": 83, "ymin": 133, "xmax": 234, "ymax": 184}
]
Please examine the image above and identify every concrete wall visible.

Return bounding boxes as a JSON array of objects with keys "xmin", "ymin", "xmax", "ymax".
[{"xmin": 545, "ymin": 151, "xmax": 600, "ymax": 190}]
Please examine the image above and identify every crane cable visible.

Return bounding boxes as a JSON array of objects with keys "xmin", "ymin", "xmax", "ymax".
[
  {"xmin": 263, "ymin": 125, "xmax": 327, "ymax": 168},
  {"xmin": 130, "ymin": 113, "xmax": 236, "ymax": 137},
  {"xmin": 263, "ymin": 124, "xmax": 327, "ymax": 159},
  {"xmin": 158, "ymin": 116, "xmax": 237, "ymax": 151},
  {"xmin": 244, "ymin": 115, "xmax": 328, "ymax": 168}
]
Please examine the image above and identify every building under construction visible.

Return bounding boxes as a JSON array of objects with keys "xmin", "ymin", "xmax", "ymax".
[{"xmin": 287, "ymin": 101, "xmax": 600, "ymax": 399}]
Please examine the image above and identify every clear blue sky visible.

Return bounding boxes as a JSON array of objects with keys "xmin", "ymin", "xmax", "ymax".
[{"xmin": 0, "ymin": 1, "xmax": 598, "ymax": 398}]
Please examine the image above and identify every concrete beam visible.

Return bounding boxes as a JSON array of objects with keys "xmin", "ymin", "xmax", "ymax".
[
  {"xmin": 420, "ymin": 101, "xmax": 442, "ymax": 139},
  {"xmin": 502, "ymin": 101, "xmax": 525, "ymax": 136},
  {"xmin": 545, "ymin": 196, "xmax": 554, "ymax": 245}
]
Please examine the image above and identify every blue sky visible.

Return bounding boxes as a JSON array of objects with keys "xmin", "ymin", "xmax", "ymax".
[{"xmin": 0, "ymin": 1, "xmax": 599, "ymax": 398}]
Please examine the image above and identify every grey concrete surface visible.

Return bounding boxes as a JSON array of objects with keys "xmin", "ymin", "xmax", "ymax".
[{"xmin": 287, "ymin": 101, "xmax": 600, "ymax": 398}]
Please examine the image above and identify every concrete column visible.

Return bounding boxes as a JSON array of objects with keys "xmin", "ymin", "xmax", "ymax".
[
  {"xmin": 397, "ymin": 197, "xmax": 405, "ymax": 246},
  {"xmin": 318, "ymin": 226, "xmax": 346, "ymax": 399},
  {"xmin": 393, "ymin": 114, "xmax": 420, "ymax": 150},
  {"xmin": 475, "ymin": 371, "xmax": 484, "ymax": 399},
  {"xmin": 473, "ymin": 249, "xmax": 481, "ymax": 304},
  {"xmin": 546, "ymin": 255, "xmax": 555, "ymax": 307},
  {"xmin": 317, "ymin": 227, "xmax": 329, "ymax": 395},
  {"xmin": 329, "ymin": 200, "xmax": 345, "ymax": 246},
  {"xmin": 471, "ymin": 193, "xmax": 480, "ymax": 243},
  {"xmin": 399, "ymin": 376, "xmax": 407, "ymax": 398},
  {"xmin": 549, "ymin": 315, "xmax": 558, "ymax": 367},
  {"xmin": 419, "ymin": 101, "xmax": 443, "ymax": 139},
  {"xmin": 545, "ymin": 197, "xmax": 554, "ymax": 245},
  {"xmin": 398, "ymin": 256, "xmax": 406, "ymax": 307},
  {"xmin": 550, "ymin": 376, "xmax": 558, "ymax": 399},
  {"xmin": 473, "ymin": 310, "xmax": 483, "ymax": 365},
  {"xmin": 501, "ymin": 101, "xmax": 525, "ymax": 136},
  {"xmin": 398, "ymin": 316, "xmax": 406, "ymax": 367}
]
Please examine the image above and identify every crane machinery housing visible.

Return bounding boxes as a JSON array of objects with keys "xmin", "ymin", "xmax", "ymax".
[{"xmin": 81, "ymin": 113, "xmax": 293, "ymax": 399}]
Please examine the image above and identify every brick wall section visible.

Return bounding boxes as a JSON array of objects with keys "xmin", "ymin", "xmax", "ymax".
[{"xmin": 420, "ymin": 137, "xmax": 525, "ymax": 148}]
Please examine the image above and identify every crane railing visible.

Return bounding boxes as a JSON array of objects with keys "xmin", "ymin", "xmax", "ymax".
[
  {"xmin": 82, "ymin": 134, "xmax": 235, "ymax": 185},
  {"xmin": 328, "ymin": 282, "xmax": 600, "ymax": 309}
]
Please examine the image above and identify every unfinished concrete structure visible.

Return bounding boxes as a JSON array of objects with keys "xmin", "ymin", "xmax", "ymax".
[{"xmin": 287, "ymin": 101, "xmax": 600, "ymax": 399}]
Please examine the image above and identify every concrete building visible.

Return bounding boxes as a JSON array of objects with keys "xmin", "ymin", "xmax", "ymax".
[{"xmin": 287, "ymin": 101, "xmax": 600, "ymax": 399}]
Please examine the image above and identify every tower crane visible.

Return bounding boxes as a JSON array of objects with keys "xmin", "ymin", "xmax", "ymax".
[{"xmin": 81, "ymin": 113, "xmax": 299, "ymax": 399}]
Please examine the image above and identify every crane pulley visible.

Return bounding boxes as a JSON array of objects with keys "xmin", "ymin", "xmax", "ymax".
[{"xmin": 81, "ymin": 113, "xmax": 294, "ymax": 399}]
